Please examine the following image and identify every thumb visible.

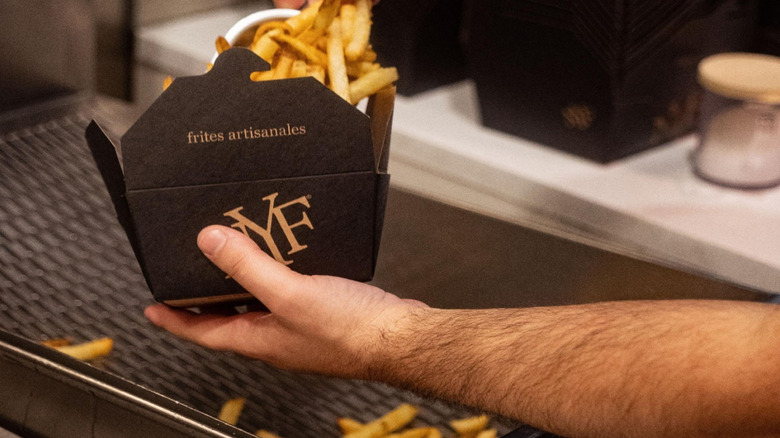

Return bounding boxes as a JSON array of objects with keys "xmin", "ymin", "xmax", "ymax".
[{"xmin": 198, "ymin": 225, "xmax": 302, "ymax": 309}]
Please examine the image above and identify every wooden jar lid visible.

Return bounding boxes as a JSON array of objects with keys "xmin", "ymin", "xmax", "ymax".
[{"xmin": 697, "ymin": 53, "xmax": 780, "ymax": 104}]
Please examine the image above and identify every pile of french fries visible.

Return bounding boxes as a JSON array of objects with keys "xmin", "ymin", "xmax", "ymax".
[
  {"xmin": 165, "ymin": 0, "xmax": 398, "ymax": 106},
  {"xmin": 218, "ymin": 398, "xmax": 497, "ymax": 438}
]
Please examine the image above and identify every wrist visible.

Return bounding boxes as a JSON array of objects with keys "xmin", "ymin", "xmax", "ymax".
[{"xmin": 358, "ymin": 303, "xmax": 434, "ymax": 382}]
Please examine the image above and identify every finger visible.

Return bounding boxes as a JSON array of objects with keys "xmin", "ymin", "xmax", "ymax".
[
  {"xmin": 144, "ymin": 304, "xmax": 269, "ymax": 353},
  {"xmin": 273, "ymin": 0, "xmax": 307, "ymax": 8},
  {"xmin": 197, "ymin": 225, "xmax": 305, "ymax": 310}
]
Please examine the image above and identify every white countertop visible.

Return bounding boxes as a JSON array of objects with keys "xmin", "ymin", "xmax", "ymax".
[{"xmin": 135, "ymin": 4, "xmax": 780, "ymax": 294}]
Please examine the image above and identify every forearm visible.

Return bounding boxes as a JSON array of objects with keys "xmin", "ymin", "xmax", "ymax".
[
  {"xmin": 366, "ymin": 300, "xmax": 780, "ymax": 438},
  {"xmin": 145, "ymin": 227, "xmax": 780, "ymax": 437}
]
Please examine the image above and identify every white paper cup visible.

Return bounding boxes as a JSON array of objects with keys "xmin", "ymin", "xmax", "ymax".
[{"xmin": 210, "ymin": 8, "xmax": 300, "ymax": 64}]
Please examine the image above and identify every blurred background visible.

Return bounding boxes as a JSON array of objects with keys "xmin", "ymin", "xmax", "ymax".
[
  {"xmin": 4, "ymin": 0, "xmax": 777, "ymax": 293},
  {"xmin": 1, "ymin": 2, "xmax": 779, "ymax": 437}
]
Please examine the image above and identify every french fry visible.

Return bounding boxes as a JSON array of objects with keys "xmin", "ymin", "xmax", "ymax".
[
  {"xmin": 255, "ymin": 21, "xmax": 293, "ymax": 38},
  {"xmin": 54, "ymin": 337, "xmax": 113, "ymax": 361},
  {"xmin": 301, "ymin": 0, "xmax": 341, "ymax": 44},
  {"xmin": 449, "ymin": 415, "xmax": 490, "ymax": 436},
  {"xmin": 163, "ymin": 75, "xmax": 174, "ymax": 91},
  {"xmin": 346, "ymin": 61, "xmax": 379, "ymax": 78},
  {"xmin": 307, "ymin": 64, "xmax": 327, "ymax": 84},
  {"xmin": 345, "ymin": 0, "xmax": 371, "ymax": 61},
  {"xmin": 327, "ymin": 18, "xmax": 351, "ymax": 102},
  {"xmin": 285, "ymin": 0, "xmax": 322, "ymax": 36},
  {"xmin": 271, "ymin": 33, "xmax": 328, "ymax": 66},
  {"xmin": 218, "ymin": 397, "xmax": 246, "ymax": 426},
  {"xmin": 475, "ymin": 429, "xmax": 498, "ymax": 438},
  {"xmin": 251, "ymin": 70, "xmax": 274, "ymax": 82},
  {"xmin": 337, "ymin": 417, "xmax": 364, "ymax": 434},
  {"xmin": 41, "ymin": 338, "xmax": 71, "ymax": 348},
  {"xmin": 344, "ymin": 404, "xmax": 418, "ymax": 438},
  {"xmin": 273, "ymin": 49, "xmax": 296, "ymax": 80},
  {"xmin": 255, "ymin": 430, "xmax": 283, "ymax": 438},
  {"xmin": 215, "ymin": 35, "xmax": 231, "ymax": 54},
  {"xmin": 251, "ymin": 31, "xmax": 282, "ymax": 62},
  {"xmin": 339, "ymin": 3, "xmax": 357, "ymax": 45},
  {"xmin": 314, "ymin": 35, "xmax": 329, "ymax": 52},
  {"xmin": 348, "ymin": 67, "xmax": 398, "ymax": 104},
  {"xmin": 290, "ymin": 60, "xmax": 310, "ymax": 78},
  {"xmin": 426, "ymin": 428, "xmax": 442, "ymax": 438},
  {"xmin": 357, "ymin": 45, "xmax": 377, "ymax": 63},
  {"xmin": 298, "ymin": 28, "xmax": 321, "ymax": 45},
  {"xmin": 385, "ymin": 427, "xmax": 436, "ymax": 438}
]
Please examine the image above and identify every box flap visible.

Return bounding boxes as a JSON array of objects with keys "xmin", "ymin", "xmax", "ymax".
[
  {"xmin": 366, "ymin": 86, "xmax": 395, "ymax": 173},
  {"xmin": 373, "ymin": 173, "xmax": 391, "ymax": 271},
  {"xmin": 121, "ymin": 48, "xmax": 375, "ymax": 191},
  {"xmin": 84, "ymin": 121, "xmax": 148, "ymax": 281}
]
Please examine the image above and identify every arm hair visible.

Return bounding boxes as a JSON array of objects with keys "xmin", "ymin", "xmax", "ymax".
[{"xmin": 365, "ymin": 300, "xmax": 780, "ymax": 438}]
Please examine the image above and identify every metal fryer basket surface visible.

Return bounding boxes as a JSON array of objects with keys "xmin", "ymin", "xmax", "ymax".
[{"xmin": 0, "ymin": 110, "xmax": 521, "ymax": 437}]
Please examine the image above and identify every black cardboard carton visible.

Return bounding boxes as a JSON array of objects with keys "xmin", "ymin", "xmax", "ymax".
[
  {"xmin": 371, "ymin": 0, "xmax": 468, "ymax": 95},
  {"xmin": 463, "ymin": 0, "xmax": 757, "ymax": 163},
  {"xmin": 86, "ymin": 48, "xmax": 395, "ymax": 307}
]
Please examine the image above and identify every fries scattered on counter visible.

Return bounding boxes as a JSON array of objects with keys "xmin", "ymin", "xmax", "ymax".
[
  {"xmin": 219, "ymin": 397, "xmax": 494, "ymax": 438},
  {"xmin": 342, "ymin": 403, "xmax": 418, "ymax": 438},
  {"xmin": 164, "ymin": 0, "xmax": 398, "ymax": 105},
  {"xmin": 44, "ymin": 337, "xmax": 114, "ymax": 361},
  {"xmin": 40, "ymin": 337, "xmax": 72, "ymax": 348},
  {"xmin": 449, "ymin": 415, "xmax": 491, "ymax": 437},
  {"xmin": 218, "ymin": 397, "xmax": 247, "ymax": 426},
  {"xmin": 337, "ymin": 406, "xmax": 493, "ymax": 438}
]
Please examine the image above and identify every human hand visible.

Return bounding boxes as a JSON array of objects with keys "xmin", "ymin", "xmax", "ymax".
[
  {"xmin": 273, "ymin": 0, "xmax": 307, "ymax": 8},
  {"xmin": 144, "ymin": 225, "xmax": 426, "ymax": 378},
  {"xmin": 271, "ymin": 0, "xmax": 381, "ymax": 9}
]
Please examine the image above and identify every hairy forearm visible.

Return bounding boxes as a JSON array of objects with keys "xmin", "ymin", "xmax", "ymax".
[{"xmin": 366, "ymin": 300, "xmax": 780, "ymax": 438}]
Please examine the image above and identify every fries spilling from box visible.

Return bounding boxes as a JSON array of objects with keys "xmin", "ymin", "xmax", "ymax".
[
  {"xmin": 87, "ymin": 2, "xmax": 396, "ymax": 307},
  {"xmin": 168, "ymin": 0, "xmax": 398, "ymax": 106},
  {"xmin": 216, "ymin": 398, "xmax": 496, "ymax": 438}
]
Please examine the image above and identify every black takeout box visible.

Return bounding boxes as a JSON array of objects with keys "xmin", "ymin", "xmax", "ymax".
[
  {"xmin": 371, "ymin": 0, "xmax": 468, "ymax": 95},
  {"xmin": 463, "ymin": 0, "xmax": 757, "ymax": 163},
  {"xmin": 86, "ymin": 48, "xmax": 395, "ymax": 307}
]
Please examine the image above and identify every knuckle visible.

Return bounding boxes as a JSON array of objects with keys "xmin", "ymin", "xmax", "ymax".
[{"xmin": 225, "ymin": 250, "xmax": 253, "ymax": 281}]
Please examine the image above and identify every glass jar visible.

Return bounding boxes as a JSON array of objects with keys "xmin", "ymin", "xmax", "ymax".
[{"xmin": 692, "ymin": 53, "xmax": 780, "ymax": 189}]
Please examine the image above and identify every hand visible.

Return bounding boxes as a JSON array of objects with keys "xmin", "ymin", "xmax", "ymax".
[
  {"xmin": 144, "ymin": 225, "xmax": 426, "ymax": 377},
  {"xmin": 273, "ymin": 0, "xmax": 307, "ymax": 8},
  {"xmin": 271, "ymin": 0, "xmax": 381, "ymax": 9}
]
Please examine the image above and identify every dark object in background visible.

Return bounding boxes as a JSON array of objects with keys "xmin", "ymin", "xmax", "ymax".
[
  {"xmin": 463, "ymin": 0, "xmax": 758, "ymax": 163},
  {"xmin": 93, "ymin": 0, "xmax": 134, "ymax": 101},
  {"xmin": 753, "ymin": 0, "xmax": 780, "ymax": 56},
  {"xmin": 0, "ymin": 0, "xmax": 94, "ymax": 112},
  {"xmin": 371, "ymin": 0, "xmax": 468, "ymax": 95}
]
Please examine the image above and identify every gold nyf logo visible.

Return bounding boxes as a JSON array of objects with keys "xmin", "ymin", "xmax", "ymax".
[{"xmin": 224, "ymin": 192, "xmax": 313, "ymax": 265}]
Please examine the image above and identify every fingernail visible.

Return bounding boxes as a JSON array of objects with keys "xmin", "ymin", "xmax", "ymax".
[
  {"xmin": 144, "ymin": 305, "xmax": 161, "ymax": 325},
  {"xmin": 198, "ymin": 228, "xmax": 227, "ymax": 256}
]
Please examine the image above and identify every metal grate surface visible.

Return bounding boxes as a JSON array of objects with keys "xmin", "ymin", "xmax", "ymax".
[{"xmin": 0, "ymin": 112, "xmax": 520, "ymax": 437}]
